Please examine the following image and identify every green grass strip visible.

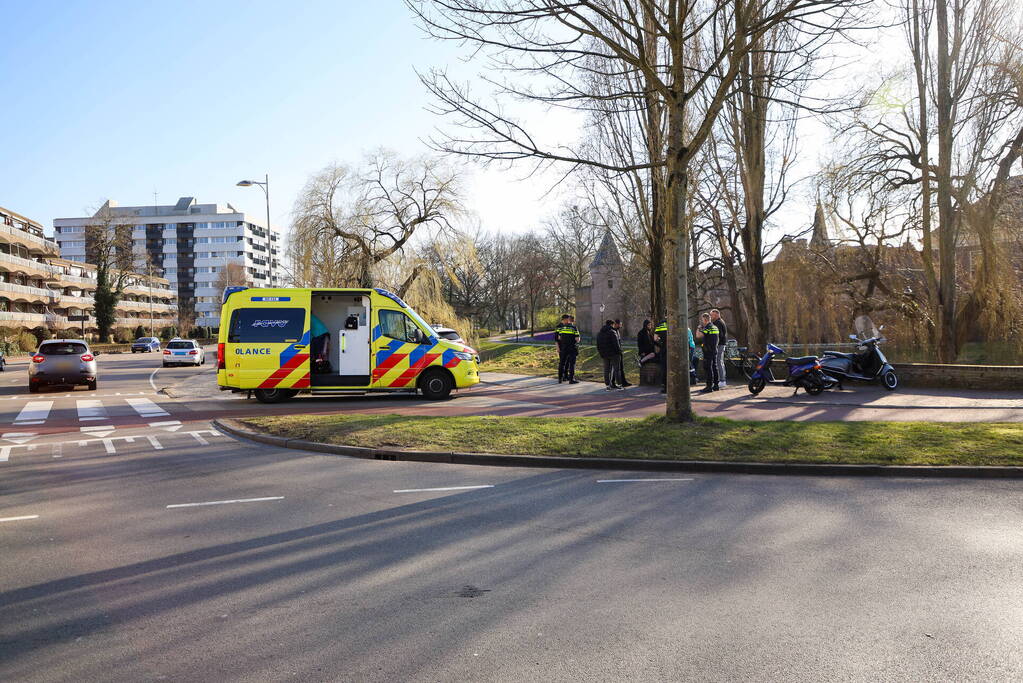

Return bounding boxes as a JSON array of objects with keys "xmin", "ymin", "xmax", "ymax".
[{"xmin": 241, "ymin": 414, "xmax": 1023, "ymax": 467}]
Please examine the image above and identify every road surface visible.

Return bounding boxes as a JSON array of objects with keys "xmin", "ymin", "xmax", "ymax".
[{"xmin": 1, "ymin": 352, "xmax": 1022, "ymax": 681}]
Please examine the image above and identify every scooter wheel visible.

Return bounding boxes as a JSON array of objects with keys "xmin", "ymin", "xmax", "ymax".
[
  {"xmin": 806, "ymin": 384, "xmax": 824, "ymax": 396},
  {"xmin": 748, "ymin": 377, "xmax": 766, "ymax": 395},
  {"xmin": 882, "ymin": 370, "xmax": 898, "ymax": 391}
]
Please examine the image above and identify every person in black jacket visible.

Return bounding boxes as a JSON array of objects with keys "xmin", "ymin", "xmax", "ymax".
[
  {"xmin": 613, "ymin": 319, "xmax": 631, "ymax": 387},
  {"xmin": 637, "ymin": 319, "xmax": 656, "ymax": 364},
  {"xmin": 596, "ymin": 319, "xmax": 624, "ymax": 390}
]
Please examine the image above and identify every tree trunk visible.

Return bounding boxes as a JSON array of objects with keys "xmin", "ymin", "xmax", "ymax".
[
  {"xmin": 664, "ymin": 94, "xmax": 693, "ymax": 422},
  {"xmin": 934, "ymin": 0, "xmax": 958, "ymax": 363}
]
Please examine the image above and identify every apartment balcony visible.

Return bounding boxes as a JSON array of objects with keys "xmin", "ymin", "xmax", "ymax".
[
  {"xmin": 117, "ymin": 300, "xmax": 177, "ymax": 313},
  {"xmin": 0, "ymin": 223, "xmax": 61, "ymax": 257},
  {"xmin": 0, "ymin": 252, "xmax": 63, "ymax": 280},
  {"xmin": 116, "ymin": 316, "xmax": 175, "ymax": 327},
  {"xmin": 0, "ymin": 282, "xmax": 62, "ymax": 302},
  {"xmin": 60, "ymin": 294, "xmax": 94, "ymax": 307}
]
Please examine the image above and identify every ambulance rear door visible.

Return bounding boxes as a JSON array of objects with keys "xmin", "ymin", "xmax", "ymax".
[{"xmin": 225, "ymin": 292, "xmax": 312, "ymax": 390}]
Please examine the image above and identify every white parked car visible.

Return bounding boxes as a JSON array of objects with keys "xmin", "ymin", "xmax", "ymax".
[
  {"xmin": 162, "ymin": 339, "xmax": 205, "ymax": 367},
  {"xmin": 431, "ymin": 325, "xmax": 464, "ymax": 343}
]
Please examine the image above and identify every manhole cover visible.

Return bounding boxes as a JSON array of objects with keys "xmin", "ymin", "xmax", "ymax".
[{"xmin": 456, "ymin": 585, "xmax": 491, "ymax": 598}]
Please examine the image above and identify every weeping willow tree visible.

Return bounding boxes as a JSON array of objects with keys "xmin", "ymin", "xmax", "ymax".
[{"xmin": 287, "ymin": 151, "xmax": 462, "ymax": 288}]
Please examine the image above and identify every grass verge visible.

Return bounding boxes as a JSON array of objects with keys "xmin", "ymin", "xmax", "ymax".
[
  {"xmin": 239, "ymin": 414, "xmax": 1023, "ymax": 467},
  {"xmin": 479, "ymin": 341, "xmax": 640, "ymax": 384}
]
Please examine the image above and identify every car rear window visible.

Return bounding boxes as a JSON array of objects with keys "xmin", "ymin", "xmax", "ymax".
[
  {"xmin": 135, "ymin": 338, "xmax": 154, "ymax": 343},
  {"xmin": 228, "ymin": 308, "xmax": 306, "ymax": 343},
  {"xmin": 167, "ymin": 341, "xmax": 194, "ymax": 349},
  {"xmin": 40, "ymin": 343, "xmax": 87, "ymax": 356}
]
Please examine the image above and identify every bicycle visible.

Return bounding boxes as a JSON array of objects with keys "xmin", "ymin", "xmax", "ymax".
[{"xmin": 725, "ymin": 340, "xmax": 759, "ymax": 381}]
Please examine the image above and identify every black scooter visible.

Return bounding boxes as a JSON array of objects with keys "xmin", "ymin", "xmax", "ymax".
[{"xmin": 819, "ymin": 329, "xmax": 898, "ymax": 391}]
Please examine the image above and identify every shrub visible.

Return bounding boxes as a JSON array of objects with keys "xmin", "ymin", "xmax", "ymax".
[
  {"xmin": 114, "ymin": 328, "xmax": 134, "ymax": 344},
  {"xmin": 134, "ymin": 325, "xmax": 146, "ymax": 339},
  {"xmin": 18, "ymin": 331, "xmax": 39, "ymax": 353},
  {"xmin": 476, "ymin": 328, "xmax": 491, "ymax": 339},
  {"xmin": 159, "ymin": 326, "xmax": 177, "ymax": 341}
]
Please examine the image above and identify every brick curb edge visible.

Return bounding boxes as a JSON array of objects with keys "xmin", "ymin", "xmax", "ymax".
[{"xmin": 212, "ymin": 418, "xmax": 1023, "ymax": 479}]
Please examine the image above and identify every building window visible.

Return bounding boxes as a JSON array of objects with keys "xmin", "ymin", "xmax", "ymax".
[{"xmin": 608, "ymin": 279, "xmax": 614, "ymax": 289}]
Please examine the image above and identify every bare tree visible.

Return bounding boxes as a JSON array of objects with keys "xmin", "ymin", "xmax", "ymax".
[
  {"xmin": 214, "ymin": 261, "xmax": 251, "ymax": 317},
  {"xmin": 290, "ymin": 151, "xmax": 462, "ymax": 288},
  {"xmin": 544, "ymin": 206, "xmax": 602, "ymax": 309},
  {"xmin": 409, "ymin": 0, "xmax": 860, "ymax": 421}
]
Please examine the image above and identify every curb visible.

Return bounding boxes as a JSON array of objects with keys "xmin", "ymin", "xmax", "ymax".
[{"xmin": 211, "ymin": 418, "xmax": 1023, "ymax": 480}]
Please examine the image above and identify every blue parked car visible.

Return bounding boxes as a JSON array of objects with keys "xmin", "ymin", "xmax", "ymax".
[{"xmin": 131, "ymin": 337, "xmax": 161, "ymax": 353}]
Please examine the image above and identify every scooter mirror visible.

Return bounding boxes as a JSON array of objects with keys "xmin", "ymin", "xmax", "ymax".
[
  {"xmin": 879, "ymin": 324, "xmax": 885, "ymax": 331},
  {"xmin": 849, "ymin": 334, "xmax": 858, "ymax": 341}
]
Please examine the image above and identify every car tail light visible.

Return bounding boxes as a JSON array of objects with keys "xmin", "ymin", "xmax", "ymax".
[
  {"xmin": 163, "ymin": 349, "xmax": 171, "ymax": 355},
  {"xmin": 188, "ymin": 350, "xmax": 198, "ymax": 355},
  {"xmin": 80, "ymin": 354, "xmax": 94, "ymax": 362},
  {"xmin": 217, "ymin": 342, "xmax": 225, "ymax": 369},
  {"xmin": 32, "ymin": 354, "xmax": 45, "ymax": 363}
]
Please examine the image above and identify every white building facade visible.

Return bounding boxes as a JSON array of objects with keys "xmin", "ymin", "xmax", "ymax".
[{"xmin": 54, "ymin": 197, "xmax": 281, "ymax": 329}]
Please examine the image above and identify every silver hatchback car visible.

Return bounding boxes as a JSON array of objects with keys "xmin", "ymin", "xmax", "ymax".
[{"xmin": 28, "ymin": 339, "xmax": 98, "ymax": 392}]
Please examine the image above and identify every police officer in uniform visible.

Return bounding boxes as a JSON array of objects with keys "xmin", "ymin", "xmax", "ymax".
[
  {"xmin": 696, "ymin": 312, "xmax": 720, "ymax": 392},
  {"xmin": 654, "ymin": 318, "xmax": 668, "ymax": 393},
  {"xmin": 554, "ymin": 314, "xmax": 581, "ymax": 384}
]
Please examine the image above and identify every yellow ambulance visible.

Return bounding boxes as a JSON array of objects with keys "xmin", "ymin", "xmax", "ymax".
[{"xmin": 217, "ymin": 287, "xmax": 480, "ymax": 403}]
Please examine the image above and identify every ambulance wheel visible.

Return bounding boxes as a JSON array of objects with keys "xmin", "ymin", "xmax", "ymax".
[
  {"xmin": 418, "ymin": 369, "xmax": 453, "ymax": 400},
  {"xmin": 253, "ymin": 388, "xmax": 297, "ymax": 404}
]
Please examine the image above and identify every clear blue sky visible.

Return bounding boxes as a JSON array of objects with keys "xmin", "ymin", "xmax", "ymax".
[{"xmin": 1, "ymin": 0, "xmax": 555, "ymax": 236}]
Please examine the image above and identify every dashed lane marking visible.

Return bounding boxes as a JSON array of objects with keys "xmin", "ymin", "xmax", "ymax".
[
  {"xmin": 15, "ymin": 401, "xmax": 52, "ymax": 425},
  {"xmin": 597, "ymin": 478, "xmax": 695, "ymax": 483},
  {"xmin": 191, "ymin": 431, "xmax": 209, "ymax": 446},
  {"xmin": 147, "ymin": 435, "xmax": 163, "ymax": 450},
  {"xmin": 166, "ymin": 496, "xmax": 284, "ymax": 509},
  {"xmin": 0, "ymin": 515, "xmax": 39, "ymax": 523},
  {"xmin": 393, "ymin": 485, "xmax": 495, "ymax": 493}
]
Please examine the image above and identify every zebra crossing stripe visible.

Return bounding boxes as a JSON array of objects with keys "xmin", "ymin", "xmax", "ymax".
[
  {"xmin": 76, "ymin": 399, "xmax": 108, "ymax": 421},
  {"xmin": 15, "ymin": 401, "xmax": 53, "ymax": 425},
  {"xmin": 125, "ymin": 397, "xmax": 169, "ymax": 418}
]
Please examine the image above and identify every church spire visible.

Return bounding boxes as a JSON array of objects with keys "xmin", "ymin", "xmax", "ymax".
[{"xmin": 810, "ymin": 200, "xmax": 830, "ymax": 249}]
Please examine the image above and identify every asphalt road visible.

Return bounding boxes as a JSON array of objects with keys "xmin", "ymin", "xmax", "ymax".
[{"xmin": 1, "ymin": 353, "xmax": 1022, "ymax": 681}]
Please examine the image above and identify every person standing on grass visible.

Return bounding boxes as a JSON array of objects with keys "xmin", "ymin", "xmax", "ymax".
[
  {"xmin": 554, "ymin": 314, "xmax": 581, "ymax": 384},
  {"xmin": 696, "ymin": 312, "xmax": 720, "ymax": 392},
  {"xmin": 710, "ymin": 308, "xmax": 728, "ymax": 387},
  {"xmin": 596, "ymin": 319, "xmax": 624, "ymax": 390},
  {"xmin": 613, "ymin": 319, "xmax": 632, "ymax": 387}
]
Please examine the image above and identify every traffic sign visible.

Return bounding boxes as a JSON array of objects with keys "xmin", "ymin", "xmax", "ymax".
[{"xmin": 68, "ymin": 315, "xmax": 90, "ymax": 322}]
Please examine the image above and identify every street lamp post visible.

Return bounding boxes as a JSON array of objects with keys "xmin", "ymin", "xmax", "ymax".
[{"xmin": 236, "ymin": 174, "xmax": 274, "ymax": 287}]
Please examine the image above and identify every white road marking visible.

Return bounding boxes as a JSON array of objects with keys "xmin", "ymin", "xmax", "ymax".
[
  {"xmin": 81, "ymin": 426, "xmax": 115, "ymax": 437},
  {"xmin": 150, "ymin": 420, "xmax": 182, "ymax": 432},
  {"xmin": 146, "ymin": 435, "xmax": 163, "ymax": 450},
  {"xmin": 126, "ymin": 397, "xmax": 169, "ymax": 418},
  {"xmin": 597, "ymin": 478, "xmax": 694, "ymax": 483},
  {"xmin": 166, "ymin": 496, "xmax": 284, "ymax": 509},
  {"xmin": 0, "ymin": 447, "xmax": 10, "ymax": 462},
  {"xmin": 190, "ymin": 431, "xmax": 210, "ymax": 446},
  {"xmin": 1, "ymin": 432, "xmax": 38, "ymax": 444},
  {"xmin": 393, "ymin": 485, "xmax": 495, "ymax": 493},
  {"xmin": 101, "ymin": 439, "xmax": 117, "ymax": 454},
  {"xmin": 0, "ymin": 515, "xmax": 39, "ymax": 523},
  {"xmin": 15, "ymin": 401, "xmax": 52, "ymax": 425},
  {"xmin": 76, "ymin": 399, "xmax": 108, "ymax": 422},
  {"xmin": 148, "ymin": 368, "xmax": 160, "ymax": 392}
]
